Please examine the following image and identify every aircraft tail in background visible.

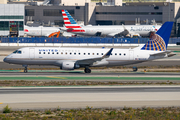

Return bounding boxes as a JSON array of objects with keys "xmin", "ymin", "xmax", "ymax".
[
  {"xmin": 62, "ymin": 10, "xmax": 85, "ymax": 33},
  {"xmin": 141, "ymin": 22, "xmax": 173, "ymax": 51}
]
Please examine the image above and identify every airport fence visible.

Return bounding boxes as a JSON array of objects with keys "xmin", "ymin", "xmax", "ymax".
[{"xmin": 0, "ymin": 37, "xmax": 180, "ymax": 44}]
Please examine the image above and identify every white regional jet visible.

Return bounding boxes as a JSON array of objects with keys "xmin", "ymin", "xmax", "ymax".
[
  {"xmin": 61, "ymin": 10, "xmax": 161, "ymax": 37},
  {"xmin": 4, "ymin": 22, "xmax": 175, "ymax": 73}
]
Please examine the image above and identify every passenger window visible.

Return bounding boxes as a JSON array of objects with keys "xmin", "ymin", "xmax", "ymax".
[
  {"xmin": 124, "ymin": 53, "xmax": 126, "ymax": 56},
  {"xmin": 79, "ymin": 53, "xmax": 80, "ymax": 55},
  {"xmin": 102, "ymin": 53, "xmax": 103, "ymax": 55},
  {"xmin": 57, "ymin": 52, "xmax": 59, "ymax": 54},
  {"xmin": 44, "ymin": 52, "xmax": 45, "ymax": 54},
  {"xmin": 48, "ymin": 52, "xmax": 50, "ymax": 54},
  {"xmin": 92, "ymin": 53, "xmax": 94, "ymax": 55},
  {"xmin": 115, "ymin": 53, "xmax": 117, "ymax": 55},
  {"xmin": 17, "ymin": 51, "xmax": 21, "ymax": 54},
  {"xmin": 70, "ymin": 53, "xmax": 72, "ymax": 55},
  {"xmin": 74, "ymin": 53, "xmax": 76, "ymax": 55},
  {"xmin": 97, "ymin": 53, "xmax": 99, "ymax": 55},
  {"xmin": 119, "ymin": 53, "xmax": 121, "ymax": 55},
  {"xmin": 61, "ymin": 52, "xmax": 63, "ymax": 54},
  {"xmin": 65, "ymin": 52, "xmax": 67, "ymax": 55},
  {"xmin": 84, "ymin": 53, "xmax": 86, "ymax": 55},
  {"xmin": 88, "ymin": 53, "xmax": 90, "ymax": 55},
  {"xmin": 39, "ymin": 52, "xmax": 41, "ymax": 54}
]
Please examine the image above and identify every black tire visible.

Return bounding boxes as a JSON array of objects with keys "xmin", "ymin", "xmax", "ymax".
[
  {"xmin": 84, "ymin": 68, "xmax": 91, "ymax": 73},
  {"xmin": 24, "ymin": 68, "xmax": 28, "ymax": 73},
  {"xmin": 132, "ymin": 67, "xmax": 138, "ymax": 72}
]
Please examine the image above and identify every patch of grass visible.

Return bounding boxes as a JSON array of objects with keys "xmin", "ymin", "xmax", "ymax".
[
  {"xmin": 0, "ymin": 80, "xmax": 180, "ymax": 87},
  {"xmin": 0, "ymin": 106, "xmax": 180, "ymax": 119},
  {"xmin": 44, "ymin": 109, "xmax": 52, "ymax": 114},
  {"xmin": 3, "ymin": 105, "xmax": 11, "ymax": 113}
]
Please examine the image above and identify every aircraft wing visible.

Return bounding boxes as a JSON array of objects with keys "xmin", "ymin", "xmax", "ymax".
[
  {"xmin": 107, "ymin": 25, "xmax": 129, "ymax": 37},
  {"xmin": 76, "ymin": 48, "xmax": 113, "ymax": 65},
  {"xmin": 108, "ymin": 25, "xmax": 140, "ymax": 37}
]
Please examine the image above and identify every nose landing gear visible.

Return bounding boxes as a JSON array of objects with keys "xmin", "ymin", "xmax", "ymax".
[
  {"xmin": 132, "ymin": 66, "xmax": 138, "ymax": 72},
  {"xmin": 23, "ymin": 65, "xmax": 28, "ymax": 73},
  {"xmin": 24, "ymin": 67, "xmax": 28, "ymax": 73}
]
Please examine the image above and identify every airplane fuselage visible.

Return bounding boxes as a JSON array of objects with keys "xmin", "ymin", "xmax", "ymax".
[
  {"xmin": 24, "ymin": 26, "xmax": 59, "ymax": 37},
  {"xmin": 4, "ymin": 47, "xmax": 165, "ymax": 68},
  {"xmin": 69, "ymin": 25, "xmax": 161, "ymax": 37}
]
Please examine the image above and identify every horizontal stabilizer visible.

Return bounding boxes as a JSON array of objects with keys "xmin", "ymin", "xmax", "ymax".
[
  {"xmin": 150, "ymin": 51, "xmax": 176, "ymax": 58},
  {"xmin": 150, "ymin": 51, "xmax": 172, "ymax": 56}
]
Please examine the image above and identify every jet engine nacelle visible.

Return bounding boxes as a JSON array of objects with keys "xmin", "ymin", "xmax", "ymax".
[
  {"xmin": 126, "ymin": 33, "xmax": 140, "ymax": 38},
  {"xmin": 61, "ymin": 62, "xmax": 80, "ymax": 70}
]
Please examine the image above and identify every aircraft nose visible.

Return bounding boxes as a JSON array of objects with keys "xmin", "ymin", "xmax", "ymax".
[
  {"xmin": 3, "ymin": 57, "xmax": 9, "ymax": 63},
  {"xmin": 3, "ymin": 57, "xmax": 7, "ymax": 62}
]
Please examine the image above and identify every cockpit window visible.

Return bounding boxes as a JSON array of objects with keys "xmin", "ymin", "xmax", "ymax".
[
  {"xmin": 17, "ymin": 51, "xmax": 22, "ymax": 54},
  {"xmin": 13, "ymin": 50, "xmax": 18, "ymax": 53}
]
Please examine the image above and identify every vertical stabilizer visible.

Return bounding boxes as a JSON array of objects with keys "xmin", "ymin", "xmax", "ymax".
[
  {"xmin": 141, "ymin": 22, "xmax": 173, "ymax": 51},
  {"xmin": 62, "ymin": 10, "xmax": 85, "ymax": 32}
]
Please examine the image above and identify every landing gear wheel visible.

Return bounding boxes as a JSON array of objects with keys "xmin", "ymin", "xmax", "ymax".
[
  {"xmin": 84, "ymin": 68, "xmax": 91, "ymax": 73},
  {"xmin": 24, "ymin": 67, "xmax": 28, "ymax": 73},
  {"xmin": 132, "ymin": 66, "xmax": 138, "ymax": 72}
]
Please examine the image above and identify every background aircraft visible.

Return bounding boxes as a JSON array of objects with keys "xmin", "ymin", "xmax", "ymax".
[
  {"xmin": 61, "ymin": 10, "xmax": 161, "ymax": 38},
  {"xmin": 4, "ymin": 22, "xmax": 174, "ymax": 73},
  {"xmin": 24, "ymin": 25, "xmax": 75, "ymax": 37}
]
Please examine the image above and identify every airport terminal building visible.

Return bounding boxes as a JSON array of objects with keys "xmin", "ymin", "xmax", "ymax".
[
  {"xmin": 3, "ymin": 0, "xmax": 180, "ymax": 36},
  {"xmin": 0, "ymin": 4, "xmax": 24, "ymax": 37}
]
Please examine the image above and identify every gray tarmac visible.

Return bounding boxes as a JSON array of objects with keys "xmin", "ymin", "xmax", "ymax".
[
  {"xmin": 0, "ymin": 86, "xmax": 180, "ymax": 110},
  {"xmin": 0, "ymin": 70, "xmax": 180, "ymax": 77}
]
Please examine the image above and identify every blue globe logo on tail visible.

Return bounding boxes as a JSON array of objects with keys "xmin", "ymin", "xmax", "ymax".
[
  {"xmin": 141, "ymin": 22, "xmax": 174, "ymax": 51},
  {"xmin": 141, "ymin": 33, "xmax": 166, "ymax": 51}
]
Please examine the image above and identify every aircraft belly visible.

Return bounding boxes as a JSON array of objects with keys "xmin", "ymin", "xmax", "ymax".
[{"xmin": 5, "ymin": 58, "xmax": 56, "ymax": 65}]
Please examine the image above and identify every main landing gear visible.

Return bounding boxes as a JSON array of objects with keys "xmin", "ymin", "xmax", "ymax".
[
  {"xmin": 23, "ymin": 65, "xmax": 28, "ymax": 73},
  {"xmin": 84, "ymin": 67, "xmax": 91, "ymax": 73},
  {"xmin": 132, "ymin": 66, "xmax": 138, "ymax": 72}
]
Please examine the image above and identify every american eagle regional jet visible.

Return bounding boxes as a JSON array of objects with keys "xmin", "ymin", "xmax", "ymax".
[
  {"xmin": 61, "ymin": 10, "xmax": 161, "ymax": 37},
  {"xmin": 3, "ymin": 22, "xmax": 175, "ymax": 73}
]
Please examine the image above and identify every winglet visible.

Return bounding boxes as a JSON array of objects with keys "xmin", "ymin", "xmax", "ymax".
[
  {"xmin": 122, "ymin": 24, "xmax": 127, "ymax": 30},
  {"xmin": 103, "ymin": 48, "xmax": 113, "ymax": 58}
]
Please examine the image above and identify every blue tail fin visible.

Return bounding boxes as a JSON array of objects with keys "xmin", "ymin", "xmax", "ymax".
[{"xmin": 141, "ymin": 21, "xmax": 173, "ymax": 51}]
